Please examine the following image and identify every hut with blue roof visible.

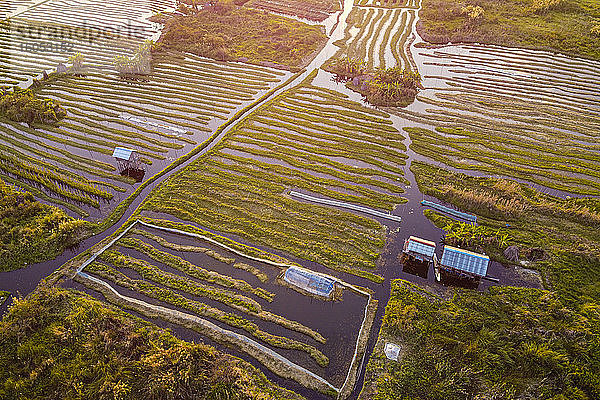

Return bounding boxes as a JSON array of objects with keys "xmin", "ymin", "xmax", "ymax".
[{"xmin": 435, "ymin": 245, "xmax": 489, "ymax": 283}]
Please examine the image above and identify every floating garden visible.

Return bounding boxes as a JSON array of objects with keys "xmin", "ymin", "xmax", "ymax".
[
  {"xmin": 140, "ymin": 70, "xmax": 409, "ymax": 283},
  {"xmin": 1, "ymin": 25, "xmax": 287, "ymax": 218},
  {"xmin": 156, "ymin": 1, "xmax": 328, "ymax": 70},
  {"xmin": 246, "ymin": 0, "xmax": 341, "ymax": 21},
  {"xmin": 418, "ymin": 0, "xmax": 600, "ymax": 60},
  {"xmin": 0, "ymin": 177, "xmax": 87, "ymax": 272},
  {"xmin": 398, "ymin": 44, "xmax": 600, "ymax": 196},
  {"xmin": 330, "ymin": 5, "xmax": 417, "ymax": 70},
  {"xmin": 72, "ymin": 219, "xmax": 376, "ymax": 396}
]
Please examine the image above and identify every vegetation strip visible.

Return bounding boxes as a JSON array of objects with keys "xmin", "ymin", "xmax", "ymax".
[{"xmin": 75, "ymin": 272, "xmax": 338, "ymax": 396}]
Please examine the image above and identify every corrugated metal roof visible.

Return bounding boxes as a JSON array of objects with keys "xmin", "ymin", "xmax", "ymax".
[
  {"xmin": 440, "ymin": 245, "xmax": 489, "ymax": 277},
  {"xmin": 112, "ymin": 147, "xmax": 134, "ymax": 161},
  {"xmin": 406, "ymin": 236, "xmax": 436, "ymax": 258}
]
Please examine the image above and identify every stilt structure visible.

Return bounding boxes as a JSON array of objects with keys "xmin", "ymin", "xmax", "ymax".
[
  {"xmin": 434, "ymin": 245, "xmax": 489, "ymax": 283},
  {"xmin": 112, "ymin": 147, "xmax": 144, "ymax": 182},
  {"xmin": 403, "ymin": 236, "xmax": 436, "ymax": 264},
  {"xmin": 401, "ymin": 236, "xmax": 436, "ymax": 278}
]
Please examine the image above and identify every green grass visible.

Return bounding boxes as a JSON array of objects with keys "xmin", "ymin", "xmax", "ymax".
[
  {"xmin": 0, "ymin": 178, "xmax": 89, "ymax": 272},
  {"xmin": 156, "ymin": 4, "xmax": 327, "ymax": 69},
  {"xmin": 404, "ymin": 126, "xmax": 600, "ymax": 196},
  {"xmin": 0, "ymin": 287, "xmax": 303, "ymax": 400},
  {"xmin": 361, "ymin": 161, "xmax": 600, "ymax": 399},
  {"xmin": 412, "ymin": 161, "xmax": 600, "ymax": 301},
  {"xmin": 118, "ymin": 237, "xmax": 274, "ymax": 301},
  {"xmin": 99, "ymin": 249, "xmax": 262, "ymax": 314},
  {"xmin": 0, "ymin": 290, "xmax": 10, "ymax": 306},
  {"xmin": 361, "ymin": 280, "xmax": 600, "ymax": 400},
  {"xmin": 418, "ymin": 0, "xmax": 600, "ymax": 60},
  {"xmin": 246, "ymin": 0, "xmax": 341, "ymax": 20},
  {"xmin": 138, "ymin": 70, "xmax": 411, "ymax": 282},
  {"xmin": 83, "ymin": 261, "xmax": 329, "ymax": 366}
]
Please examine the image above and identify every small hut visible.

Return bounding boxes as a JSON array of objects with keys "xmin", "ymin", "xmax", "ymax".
[
  {"xmin": 435, "ymin": 245, "xmax": 489, "ymax": 283},
  {"xmin": 113, "ymin": 147, "xmax": 144, "ymax": 181},
  {"xmin": 403, "ymin": 236, "xmax": 436, "ymax": 264}
]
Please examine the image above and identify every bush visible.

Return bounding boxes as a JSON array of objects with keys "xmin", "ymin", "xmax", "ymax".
[
  {"xmin": 530, "ymin": 0, "xmax": 564, "ymax": 14},
  {"xmin": 0, "ymin": 87, "xmax": 66, "ymax": 125},
  {"xmin": 0, "ymin": 178, "xmax": 86, "ymax": 271},
  {"xmin": 358, "ymin": 66, "xmax": 422, "ymax": 107},
  {"xmin": 326, "ymin": 56, "xmax": 366, "ymax": 79},
  {"xmin": 114, "ymin": 40, "xmax": 154, "ymax": 76},
  {"xmin": 461, "ymin": 5, "xmax": 484, "ymax": 19}
]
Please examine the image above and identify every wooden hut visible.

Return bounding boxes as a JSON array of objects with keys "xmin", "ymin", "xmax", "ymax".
[
  {"xmin": 113, "ymin": 147, "xmax": 144, "ymax": 181},
  {"xmin": 401, "ymin": 236, "xmax": 436, "ymax": 278}
]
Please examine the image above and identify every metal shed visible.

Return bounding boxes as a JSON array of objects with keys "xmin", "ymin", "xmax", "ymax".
[
  {"xmin": 403, "ymin": 236, "xmax": 436, "ymax": 263},
  {"xmin": 283, "ymin": 267, "xmax": 335, "ymax": 298},
  {"xmin": 438, "ymin": 245, "xmax": 489, "ymax": 278}
]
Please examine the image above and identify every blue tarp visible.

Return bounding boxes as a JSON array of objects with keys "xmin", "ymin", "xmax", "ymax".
[
  {"xmin": 284, "ymin": 267, "xmax": 335, "ymax": 297},
  {"xmin": 421, "ymin": 200, "xmax": 477, "ymax": 223}
]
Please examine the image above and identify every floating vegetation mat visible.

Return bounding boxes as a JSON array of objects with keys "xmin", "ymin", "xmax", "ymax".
[
  {"xmin": 142, "ymin": 70, "xmax": 409, "ymax": 282},
  {"xmin": 74, "ymin": 219, "xmax": 375, "ymax": 395},
  {"xmin": 1, "ymin": 0, "xmax": 288, "ymax": 218},
  {"xmin": 246, "ymin": 0, "xmax": 341, "ymax": 22},
  {"xmin": 0, "ymin": 0, "xmax": 38, "ymax": 19},
  {"xmin": 2, "ymin": 25, "xmax": 286, "ymax": 217},
  {"xmin": 1, "ymin": 0, "xmax": 177, "ymax": 87},
  {"xmin": 331, "ymin": 5, "xmax": 417, "ymax": 71},
  {"xmin": 399, "ymin": 44, "xmax": 600, "ymax": 196},
  {"xmin": 354, "ymin": 0, "xmax": 420, "ymax": 8}
]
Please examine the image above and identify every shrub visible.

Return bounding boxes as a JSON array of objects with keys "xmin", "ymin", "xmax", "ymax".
[
  {"xmin": 0, "ymin": 87, "xmax": 66, "ymax": 124},
  {"xmin": 0, "ymin": 178, "xmax": 86, "ymax": 271},
  {"xmin": 114, "ymin": 40, "xmax": 154, "ymax": 76},
  {"xmin": 461, "ymin": 5, "xmax": 484, "ymax": 19},
  {"xmin": 530, "ymin": 0, "xmax": 564, "ymax": 14},
  {"xmin": 326, "ymin": 56, "xmax": 366, "ymax": 79},
  {"xmin": 359, "ymin": 66, "xmax": 422, "ymax": 107}
]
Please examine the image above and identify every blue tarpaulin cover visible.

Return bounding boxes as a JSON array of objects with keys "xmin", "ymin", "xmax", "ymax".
[
  {"xmin": 284, "ymin": 267, "xmax": 335, "ymax": 297},
  {"xmin": 440, "ymin": 245, "xmax": 489, "ymax": 277}
]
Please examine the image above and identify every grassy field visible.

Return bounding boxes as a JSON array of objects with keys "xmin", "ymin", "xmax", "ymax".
[
  {"xmin": 360, "ymin": 162, "xmax": 600, "ymax": 399},
  {"xmin": 0, "ymin": 287, "xmax": 303, "ymax": 400},
  {"xmin": 361, "ymin": 280, "xmax": 600, "ymax": 400},
  {"xmin": 0, "ymin": 178, "xmax": 88, "ymax": 272},
  {"xmin": 418, "ymin": 0, "xmax": 600, "ymax": 60},
  {"xmin": 140, "ymin": 70, "xmax": 409, "ymax": 282},
  {"xmin": 157, "ymin": 3, "xmax": 327, "ymax": 69}
]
